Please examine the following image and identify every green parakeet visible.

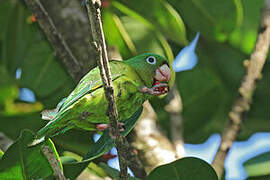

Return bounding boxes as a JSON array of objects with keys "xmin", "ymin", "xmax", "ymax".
[{"xmin": 32, "ymin": 53, "xmax": 173, "ymax": 144}]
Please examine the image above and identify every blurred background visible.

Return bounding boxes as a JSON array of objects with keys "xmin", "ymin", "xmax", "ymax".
[{"xmin": 0, "ymin": 0, "xmax": 270, "ymax": 179}]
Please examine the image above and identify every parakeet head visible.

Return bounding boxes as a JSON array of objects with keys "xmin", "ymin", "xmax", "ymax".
[{"xmin": 126, "ymin": 53, "xmax": 174, "ymax": 93}]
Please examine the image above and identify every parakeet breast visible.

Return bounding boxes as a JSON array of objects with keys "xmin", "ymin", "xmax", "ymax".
[{"xmin": 68, "ymin": 75, "xmax": 146, "ymax": 127}]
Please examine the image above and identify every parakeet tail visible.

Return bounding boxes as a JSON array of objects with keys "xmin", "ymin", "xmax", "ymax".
[
  {"xmin": 41, "ymin": 109, "xmax": 58, "ymax": 120},
  {"xmin": 29, "ymin": 122, "xmax": 73, "ymax": 147}
]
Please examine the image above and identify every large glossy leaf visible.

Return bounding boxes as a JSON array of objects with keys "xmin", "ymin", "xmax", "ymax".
[
  {"xmin": 147, "ymin": 157, "xmax": 218, "ymax": 180},
  {"xmin": 63, "ymin": 106, "xmax": 143, "ymax": 179},
  {"xmin": 173, "ymin": 39, "xmax": 246, "ymax": 143},
  {"xmin": 243, "ymin": 152, "xmax": 270, "ymax": 177},
  {"xmin": 112, "ymin": 0, "xmax": 188, "ymax": 46},
  {"xmin": 168, "ymin": 0, "xmax": 243, "ymax": 41},
  {"xmin": 0, "ymin": 130, "xmax": 61, "ymax": 179}
]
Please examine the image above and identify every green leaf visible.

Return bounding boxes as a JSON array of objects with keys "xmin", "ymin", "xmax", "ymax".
[
  {"xmin": 0, "ymin": 112, "xmax": 46, "ymax": 140},
  {"xmin": 173, "ymin": 39, "xmax": 247, "ymax": 143},
  {"xmin": 1, "ymin": 1, "xmax": 74, "ymax": 108},
  {"xmin": 0, "ymin": 149, "xmax": 3, "ymax": 159},
  {"xmin": 103, "ymin": 9, "xmax": 136, "ymax": 58},
  {"xmin": 0, "ymin": 1, "xmax": 12, "ymax": 39},
  {"xmin": 119, "ymin": 16, "xmax": 174, "ymax": 61},
  {"xmin": 147, "ymin": 157, "xmax": 218, "ymax": 180},
  {"xmin": 246, "ymin": 175, "xmax": 270, "ymax": 180},
  {"xmin": 112, "ymin": 0, "xmax": 188, "ymax": 45},
  {"xmin": 99, "ymin": 162, "xmax": 139, "ymax": 180},
  {"xmin": 111, "ymin": 1, "xmax": 174, "ymax": 61},
  {"xmin": 244, "ymin": 152, "xmax": 270, "ymax": 177},
  {"xmin": 1, "ymin": 3, "xmax": 31, "ymax": 75},
  {"xmin": 63, "ymin": 106, "xmax": 143, "ymax": 179},
  {"xmin": 0, "ymin": 65, "xmax": 18, "ymax": 106},
  {"xmin": 0, "ymin": 130, "xmax": 61, "ymax": 179},
  {"xmin": 229, "ymin": 0, "xmax": 264, "ymax": 54},
  {"xmin": 168, "ymin": 0, "xmax": 243, "ymax": 41}
]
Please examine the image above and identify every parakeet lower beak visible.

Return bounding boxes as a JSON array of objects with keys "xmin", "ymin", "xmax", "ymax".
[{"xmin": 154, "ymin": 64, "xmax": 171, "ymax": 82}]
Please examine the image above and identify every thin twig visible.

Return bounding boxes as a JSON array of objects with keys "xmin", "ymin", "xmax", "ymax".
[
  {"xmin": 41, "ymin": 145, "xmax": 66, "ymax": 180},
  {"xmin": 85, "ymin": 0, "xmax": 129, "ymax": 179},
  {"xmin": 212, "ymin": 0, "xmax": 270, "ymax": 178},
  {"xmin": 24, "ymin": 0, "xmax": 84, "ymax": 82}
]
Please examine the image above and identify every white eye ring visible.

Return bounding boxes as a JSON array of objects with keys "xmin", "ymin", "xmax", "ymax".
[{"xmin": 146, "ymin": 56, "xmax": 156, "ymax": 65}]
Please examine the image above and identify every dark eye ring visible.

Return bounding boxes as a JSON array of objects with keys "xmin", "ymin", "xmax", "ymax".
[{"xmin": 146, "ymin": 56, "xmax": 156, "ymax": 65}]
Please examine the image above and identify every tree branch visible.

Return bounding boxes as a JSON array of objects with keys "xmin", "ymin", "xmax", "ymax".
[
  {"xmin": 41, "ymin": 145, "xmax": 66, "ymax": 180},
  {"xmin": 107, "ymin": 49, "xmax": 146, "ymax": 179},
  {"xmin": 24, "ymin": 0, "xmax": 84, "ymax": 82},
  {"xmin": 131, "ymin": 101, "xmax": 177, "ymax": 173},
  {"xmin": 85, "ymin": 0, "xmax": 130, "ymax": 179},
  {"xmin": 165, "ymin": 85, "xmax": 185, "ymax": 158},
  {"xmin": 212, "ymin": 0, "xmax": 270, "ymax": 178}
]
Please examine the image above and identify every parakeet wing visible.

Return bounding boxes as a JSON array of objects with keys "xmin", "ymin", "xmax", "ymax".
[
  {"xmin": 41, "ymin": 62, "xmax": 124, "ymax": 121},
  {"xmin": 35, "ymin": 62, "xmax": 125, "ymax": 142}
]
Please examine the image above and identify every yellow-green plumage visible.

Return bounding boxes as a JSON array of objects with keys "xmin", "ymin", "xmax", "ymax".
[{"xmin": 35, "ymin": 53, "xmax": 173, "ymax": 141}]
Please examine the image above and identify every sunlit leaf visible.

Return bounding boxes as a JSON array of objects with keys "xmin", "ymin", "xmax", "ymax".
[
  {"xmin": 243, "ymin": 152, "xmax": 270, "ymax": 177},
  {"xmin": 0, "ymin": 130, "xmax": 61, "ymax": 179},
  {"xmin": 168, "ymin": 0, "xmax": 243, "ymax": 41},
  {"xmin": 111, "ymin": 1, "xmax": 174, "ymax": 61},
  {"xmin": 229, "ymin": 0, "xmax": 264, "ymax": 54},
  {"xmin": 103, "ymin": 9, "xmax": 136, "ymax": 58},
  {"xmin": 112, "ymin": 0, "xmax": 188, "ymax": 45},
  {"xmin": 0, "ymin": 149, "xmax": 3, "ymax": 159}
]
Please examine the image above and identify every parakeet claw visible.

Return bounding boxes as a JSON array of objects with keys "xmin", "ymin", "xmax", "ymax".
[
  {"xmin": 140, "ymin": 83, "xmax": 169, "ymax": 96},
  {"xmin": 109, "ymin": 122, "xmax": 125, "ymax": 139},
  {"xmin": 96, "ymin": 122, "xmax": 125, "ymax": 135},
  {"xmin": 96, "ymin": 124, "xmax": 110, "ymax": 131}
]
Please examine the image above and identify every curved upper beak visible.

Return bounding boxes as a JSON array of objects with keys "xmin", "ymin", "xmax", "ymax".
[{"xmin": 154, "ymin": 64, "xmax": 171, "ymax": 82}]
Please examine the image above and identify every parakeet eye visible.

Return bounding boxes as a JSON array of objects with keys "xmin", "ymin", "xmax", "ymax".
[{"xmin": 146, "ymin": 56, "xmax": 156, "ymax": 65}]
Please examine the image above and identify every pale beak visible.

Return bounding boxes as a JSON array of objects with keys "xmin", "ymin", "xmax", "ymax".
[{"xmin": 154, "ymin": 64, "xmax": 171, "ymax": 82}]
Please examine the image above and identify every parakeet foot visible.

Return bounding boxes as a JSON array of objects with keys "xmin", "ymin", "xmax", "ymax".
[
  {"xmin": 96, "ymin": 122, "xmax": 125, "ymax": 132},
  {"xmin": 96, "ymin": 124, "xmax": 110, "ymax": 131},
  {"xmin": 140, "ymin": 83, "xmax": 169, "ymax": 96},
  {"xmin": 109, "ymin": 122, "xmax": 125, "ymax": 139}
]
